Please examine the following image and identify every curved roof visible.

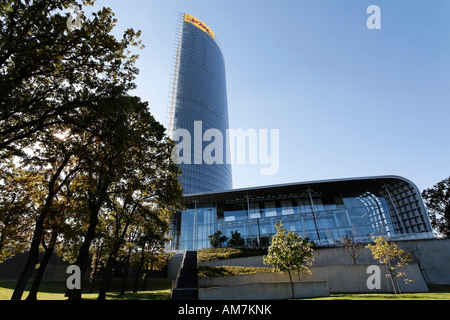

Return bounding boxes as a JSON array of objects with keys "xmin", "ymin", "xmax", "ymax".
[{"xmin": 183, "ymin": 175, "xmax": 422, "ymax": 203}]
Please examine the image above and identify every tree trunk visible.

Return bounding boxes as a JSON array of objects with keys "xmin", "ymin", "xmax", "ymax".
[
  {"xmin": 89, "ymin": 245, "xmax": 103, "ymax": 293},
  {"xmin": 133, "ymin": 260, "xmax": 143, "ymax": 293},
  {"xmin": 11, "ymin": 154, "xmax": 71, "ymax": 300},
  {"xmin": 98, "ymin": 217, "xmax": 132, "ymax": 300},
  {"xmin": 66, "ymin": 203, "xmax": 101, "ymax": 300},
  {"xmin": 26, "ymin": 229, "xmax": 58, "ymax": 300},
  {"xmin": 133, "ymin": 244, "xmax": 146, "ymax": 293},
  {"xmin": 120, "ymin": 254, "xmax": 131, "ymax": 295},
  {"xmin": 67, "ymin": 177, "xmax": 110, "ymax": 300},
  {"xmin": 142, "ymin": 265, "xmax": 151, "ymax": 292},
  {"xmin": 11, "ymin": 233, "xmax": 42, "ymax": 300},
  {"xmin": 288, "ymin": 270, "xmax": 295, "ymax": 299},
  {"xmin": 97, "ymin": 253, "xmax": 116, "ymax": 300}
]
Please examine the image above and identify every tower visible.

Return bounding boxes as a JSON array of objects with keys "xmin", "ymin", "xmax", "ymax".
[{"xmin": 168, "ymin": 13, "xmax": 232, "ymax": 194}]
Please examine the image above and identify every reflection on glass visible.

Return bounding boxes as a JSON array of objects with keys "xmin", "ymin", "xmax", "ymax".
[{"xmin": 170, "ymin": 192, "xmax": 400, "ymax": 251}]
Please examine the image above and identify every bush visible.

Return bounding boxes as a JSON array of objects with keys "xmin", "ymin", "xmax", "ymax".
[
  {"xmin": 228, "ymin": 231, "xmax": 245, "ymax": 248},
  {"xmin": 208, "ymin": 231, "xmax": 228, "ymax": 248},
  {"xmin": 198, "ymin": 266, "xmax": 272, "ymax": 279}
]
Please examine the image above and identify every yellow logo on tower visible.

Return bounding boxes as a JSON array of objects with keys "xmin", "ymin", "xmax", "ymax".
[{"xmin": 184, "ymin": 13, "xmax": 215, "ymax": 39}]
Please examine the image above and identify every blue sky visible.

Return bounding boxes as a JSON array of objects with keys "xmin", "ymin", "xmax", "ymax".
[{"xmin": 89, "ymin": 0, "xmax": 450, "ymax": 192}]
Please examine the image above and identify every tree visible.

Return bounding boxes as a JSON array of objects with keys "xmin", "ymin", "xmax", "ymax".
[
  {"xmin": 130, "ymin": 210, "xmax": 173, "ymax": 294},
  {"xmin": 422, "ymin": 176, "xmax": 450, "ymax": 238},
  {"xmin": 0, "ymin": 0, "xmax": 142, "ymax": 156},
  {"xmin": 96, "ymin": 200, "xmax": 139, "ymax": 300},
  {"xmin": 2, "ymin": 0, "xmax": 145, "ymax": 300},
  {"xmin": 96, "ymin": 198, "xmax": 173, "ymax": 300},
  {"xmin": 87, "ymin": 237, "xmax": 108, "ymax": 293},
  {"xmin": 208, "ymin": 230, "xmax": 227, "ymax": 248},
  {"xmin": 140, "ymin": 251, "xmax": 173, "ymax": 292},
  {"xmin": 340, "ymin": 236, "xmax": 364, "ymax": 264},
  {"xmin": 11, "ymin": 131, "xmax": 83, "ymax": 300},
  {"xmin": 65, "ymin": 96, "xmax": 183, "ymax": 300},
  {"xmin": 228, "ymin": 230, "xmax": 245, "ymax": 248},
  {"xmin": 7, "ymin": 93, "xmax": 181, "ymax": 301},
  {"xmin": 0, "ymin": 161, "xmax": 43, "ymax": 262},
  {"xmin": 263, "ymin": 222, "xmax": 315, "ymax": 298},
  {"xmin": 366, "ymin": 236, "xmax": 412, "ymax": 293},
  {"xmin": 1, "ymin": 0, "xmax": 183, "ymax": 301},
  {"xmin": 25, "ymin": 223, "xmax": 60, "ymax": 300}
]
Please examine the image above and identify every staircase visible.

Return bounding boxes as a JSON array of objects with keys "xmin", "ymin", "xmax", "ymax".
[{"xmin": 170, "ymin": 251, "xmax": 198, "ymax": 300}]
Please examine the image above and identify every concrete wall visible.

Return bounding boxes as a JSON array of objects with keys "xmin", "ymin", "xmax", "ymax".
[
  {"xmin": 199, "ymin": 264, "xmax": 428, "ymax": 293},
  {"xmin": 167, "ymin": 253, "xmax": 184, "ymax": 280},
  {"xmin": 199, "ymin": 281, "xmax": 329, "ymax": 300},
  {"xmin": 198, "ymin": 238, "xmax": 450, "ymax": 285},
  {"xmin": 197, "ymin": 246, "xmax": 380, "ymax": 268},
  {"xmin": 200, "ymin": 255, "xmax": 267, "ymax": 268},
  {"xmin": 396, "ymin": 239, "xmax": 450, "ymax": 285},
  {"xmin": 199, "ymin": 271, "xmax": 291, "ymax": 288},
  {"xmin": 302, "ymin": 264, "xmax": 428, "ymax": 293}
]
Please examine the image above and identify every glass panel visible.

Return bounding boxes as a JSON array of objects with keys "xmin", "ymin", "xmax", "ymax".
[{"xmin": 173, "ymin": 188, "xmax": 400, "ymax": 250}]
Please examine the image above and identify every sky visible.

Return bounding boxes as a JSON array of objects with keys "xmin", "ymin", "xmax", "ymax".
[{"xmin": 87, "ymin": 0, "xmax": 450, "ymax": 192}]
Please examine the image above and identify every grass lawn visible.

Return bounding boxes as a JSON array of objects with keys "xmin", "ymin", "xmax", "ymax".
[
  {"xmin": 0, "ymin": 278, "xmax": 172, "ymax": 300},
  {"xmin": 301, "ymin": 292, "xmax": 450, "ymax": 300},
  {"xmin": 297, "ymin": 284, "xmax": 450, "ymax": 300},
  {"xmin": 2, "ymin": 277, "xmax": 449, "ymax": 300}
]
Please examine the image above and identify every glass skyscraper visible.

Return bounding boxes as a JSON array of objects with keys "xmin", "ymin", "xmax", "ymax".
[
  {"xmin": 164, "ymin": 15, "xmax": 435, "ymax": 253},
  {"xmin": 168, "ymin": 13, "xmax": 232, "ymax": 194}
]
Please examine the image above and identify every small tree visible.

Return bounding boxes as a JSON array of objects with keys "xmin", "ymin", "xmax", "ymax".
[
  {"xmin": 208, "ymin": 230, "xmax": 228, "ymax": 248},
  {"xmin": 228, "ymin": 230, "xmax": 245, "ymax": 248},
  {"xmin": 366, "ymin": 236, "xmax": 412, "ymax": 293},
  {"xmin": 340, "ymin": 236, "xmax": 364, "ymax": 264},
  {"xmin": 263, "ymin": 222, "xmax": 315, "ymax": 298}
]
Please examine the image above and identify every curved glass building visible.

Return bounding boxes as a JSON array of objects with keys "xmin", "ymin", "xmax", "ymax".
[
  {"xmin": 168, "ymin": 13, "xmax": 232, "ymax": 194},
  {"xmin": 169, "ymin": 176, "xmax": 434, "ymax": 251}
]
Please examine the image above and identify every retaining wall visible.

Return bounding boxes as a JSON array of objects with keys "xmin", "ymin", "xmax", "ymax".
[
  {"xmin": 199, "ymin": 264, "xmax": 428, "ymax": 293},
  {"xmin": 198, "ymin": 238, "xmax": 450, "ymax": 285},
  {"xmin": 199, "ymin": 281, "xmax": 329, "ymax": 300}
]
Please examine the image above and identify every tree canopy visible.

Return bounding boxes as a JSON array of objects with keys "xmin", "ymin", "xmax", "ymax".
[
  {"xmin": 0, "ymin": 0, "xmax": 142, "ymax": 156},
  {"xmin": 422, "ymin": 176, "xmax": 450, "ymax": 238},
  {"xmin": 366, "ymin": 236, "xmax": 412, "ymax": 279}
]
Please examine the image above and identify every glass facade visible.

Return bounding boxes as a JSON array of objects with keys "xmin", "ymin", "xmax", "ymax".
[
  {"xmin": 169, "ymin": 177, "xmax": 434, "ymax": 251},
  {"xmin": 168, "ymin": 13, "xmax": 232, "ymax": 194}
]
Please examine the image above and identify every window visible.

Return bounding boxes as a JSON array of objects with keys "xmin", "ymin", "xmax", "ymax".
[
  {"xmin": 281, "ymin": 200, "xmax": 294, "ymax": 215},
  {"xmin": 264, "ymin": 201, "xmax": 277, "ymax": 217}
]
